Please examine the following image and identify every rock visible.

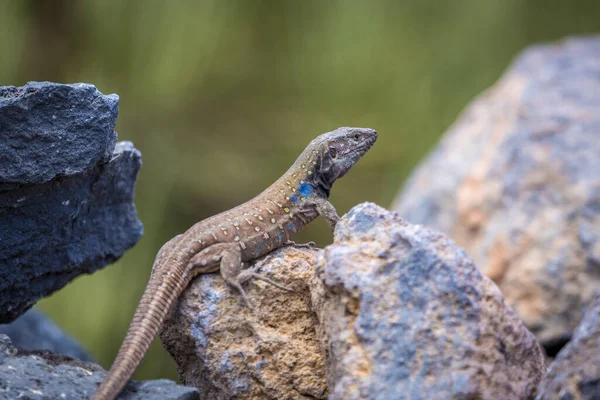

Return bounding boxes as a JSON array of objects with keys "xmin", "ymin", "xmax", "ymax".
[
  {"xmin": 0, "ymin": 334, "xmax": 199, "ymax": 400},
  {"xmin": 391, "ymin": 37, "xmax": 600, "ymax": 349},
  {"xmin": 536, "ymin": 294, "xmax": 600, "ymax": 400},
  {"xmin": 0, "ymin": 141, "xmax": 142, "ymax": 322},
  {"xmin": 161, "ymin": 202, "xmax": 546, "ymax": 400},
  {"xmin": 0, "ymin": 309, "xmax": 92, "ymax": 361},
  {"xmin": 0, "ymin": 81, "xmax": 143, "ymax": 323},
  {"xmin": 159, "ymin": 246, "xmax": 328, "ymax": 400},
  {"xmin": 0, "ymin": 81, "xmax": 118, "ymax": 185},
  {"xmin": 313, "ymin": 203, "xmax": 546, "ymax": 400}
]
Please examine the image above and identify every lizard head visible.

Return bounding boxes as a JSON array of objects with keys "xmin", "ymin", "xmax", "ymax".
[{"xmin": 305, "ymin": 127, "xmax": 378, "ymax": 195}]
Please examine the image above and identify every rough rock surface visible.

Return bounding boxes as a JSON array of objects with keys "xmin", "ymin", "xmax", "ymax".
[
  {"xmin": 0, "ymin": 81, "xmax": 143, "ymax": 322},
  {"xmin": 0, "ymin": 81, "xmax": 118, "ymax": 185},
  {"xmin": 313, "ymin": 203, "xmax": 546, "ymax": 400},
  {"xmin": 0, "ymin": 309, "xmax": 92, "ymax": 361},
  {"xmin": 392, "ymin": 37, "xmax": 600, "ymax": 348},
  {"xmin": 0, "ymin": 334, "xmax": 199, "ymax": 400},
  {"xmin": 160, "ymin": 246, "xmax": 328, "ymax": 400},
  {"xmin": 0, "ymin": 141, "xmax": 143, "ymax": 322},
  {"xmin": 537, "ymin": 294, "xmax": 600, "ymax": 400}
]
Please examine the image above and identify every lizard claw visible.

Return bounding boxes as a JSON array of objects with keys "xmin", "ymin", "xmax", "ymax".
[
  {"xmin": 284, "ymin": 240, "xmax": 317, "ymax": 249},
  {"xmin": 229, "ymin": 280, "xmax": 255, "ymax": 310},
  {"xmin": 251, "ymin": 272, "xmax": 294, "ymax": 292}
]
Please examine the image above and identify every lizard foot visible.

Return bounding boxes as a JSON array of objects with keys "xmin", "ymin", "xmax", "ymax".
[
  {"xmin": 237, "ymin": 265, "xmax": 294, "ymax": 292},
  {"xmin": 250, "ymin": 272, "xmax": 294, "ymax": 292}
]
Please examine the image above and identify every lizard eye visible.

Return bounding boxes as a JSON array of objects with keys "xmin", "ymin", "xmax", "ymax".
[
  {"xmin": 353, "ymin": 133, "xmax": 360, "ymax": 141},
  {"xmin": 329, "ymin": 148, "xmax": 338, "ymax": 158}
]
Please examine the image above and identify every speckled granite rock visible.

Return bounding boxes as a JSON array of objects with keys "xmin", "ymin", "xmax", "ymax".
[
  {"xmin": 0, "ymin": 81, "xmax": 143, "ymax": 322},
  {"xmin": 160, "ymin": 246, "xmax": 327, "ymax": 400},
  {"xmin": 0, "ymin": 309, "xmax": 92, "ymax": 361},
  {"xmin": 392, "ymin": 37, "xmax": 600, "ymax": 349},
  {"xmin": 537, "ymin": 294, "xmax": 600, "ymax": 400},
  {"xmin": 313, "ymin": 203, "xmax": 546, "ymax": 400},
  {"xmin": 0, "ymin": 334, "xmax": 199, "ymax": 400}
]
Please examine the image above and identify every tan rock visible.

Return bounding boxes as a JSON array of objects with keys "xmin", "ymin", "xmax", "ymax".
[
  {"xmin": 392, "ymin": 37, "xmax": 600, "ymax": 348},
  {"xmin": 159, "ymin": 246, "xmax": 327, "ymax": 400}
]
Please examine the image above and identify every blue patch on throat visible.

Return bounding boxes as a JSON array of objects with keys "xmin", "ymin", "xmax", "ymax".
[
  {"xmin": 298, "ymin": 182, "xmax": 313, "ymax": 197},
  {"xmin": 290, "ymin": 194, "xmax": 298, "ymax": 202}
]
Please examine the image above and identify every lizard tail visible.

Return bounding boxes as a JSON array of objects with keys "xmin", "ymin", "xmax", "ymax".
[{"xmin": 91, "ymin": 255, "xmax": 193, "ymax": 400}]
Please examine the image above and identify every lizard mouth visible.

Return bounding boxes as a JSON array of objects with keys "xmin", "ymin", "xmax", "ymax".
[{"xmin": 358, "ymin": 130, "xmax": 378, "ymax": 153}]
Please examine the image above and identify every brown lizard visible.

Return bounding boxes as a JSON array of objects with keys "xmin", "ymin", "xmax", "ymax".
[{"xmin": 92, "ymin": 126, "xmax": 378, "ymax": 399}]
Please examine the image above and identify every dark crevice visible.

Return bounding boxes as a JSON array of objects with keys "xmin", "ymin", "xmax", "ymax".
[{"xmin": 543, "ymin": 335, "xmax": 571, "ymax": 358}]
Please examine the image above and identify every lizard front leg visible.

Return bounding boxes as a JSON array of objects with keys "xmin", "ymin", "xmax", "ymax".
[
  {"xmin": 187, "ymin": 243, "xmax": 291, "ymax": 309},
  {"xmin": 312, "ymin": 197, "xmax": 340, "ymax": 231}
]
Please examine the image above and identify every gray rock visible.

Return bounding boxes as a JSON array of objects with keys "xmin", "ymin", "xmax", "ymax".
[
  {"xmin": 313, "ymin": 203, "xmax": 546, "ymax": 400},
  {"xmin": 536, "ymin": 294, "xmax": 600, "ymax": 400},
  {"xmin": 391, "ymin": 36, "xmax": 600, "ymax": 348},
  {"xmin": 0, "ymin": 140, "xmax": 143, "ymax": 322},
  {"xmin": 0, "ymin": 81, "xmax": 118, "ymax": 185},
  {"xmin": 0, "ymin": 81, "xmax": 142, "ymax": 322},
  {"xmin": 160, "ymin": 246, "xmax": 328, "ymax": 400},
  {"xmin": 0, "ymin": 309, "xmax": 92, "ymax": 361},
  {"xmin": 0, "ymin": 334, "xmax": 199, "ymax": 400}
]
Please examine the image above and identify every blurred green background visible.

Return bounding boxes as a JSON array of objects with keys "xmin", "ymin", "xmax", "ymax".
[{"xmin": 1, "ymin": 0, "xmax": 599, "ymax": 383}]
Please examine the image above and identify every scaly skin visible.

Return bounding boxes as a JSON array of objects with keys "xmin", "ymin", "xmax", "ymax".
[{"xmin": 92, "ymin": 127, "xmax": 378, "ymax": 400}]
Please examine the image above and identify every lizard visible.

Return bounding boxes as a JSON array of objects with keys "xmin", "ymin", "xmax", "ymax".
[{"xmin": 91, "ymin": 126, "xmax": 378, "ymax": 400}]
